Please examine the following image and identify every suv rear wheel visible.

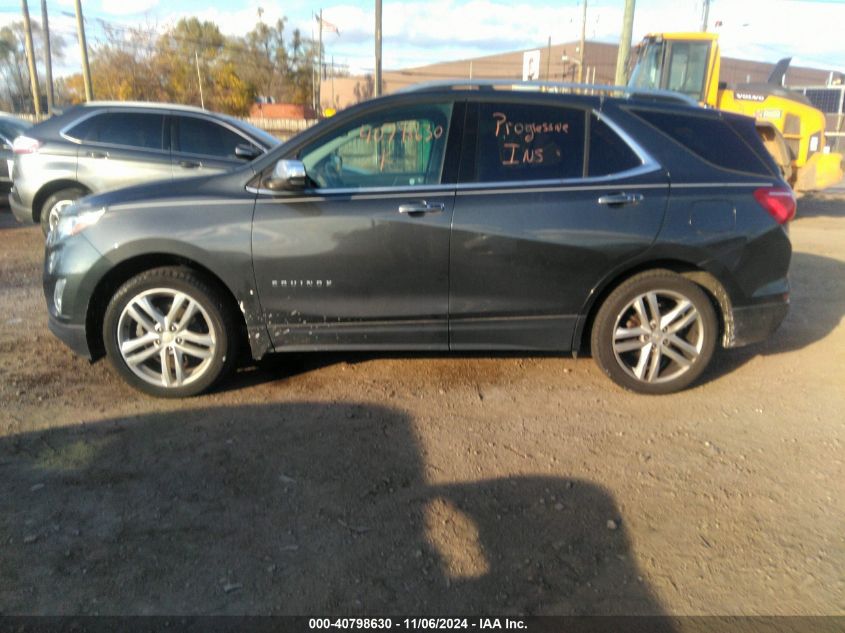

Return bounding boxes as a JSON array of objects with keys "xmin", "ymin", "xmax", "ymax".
[
  {"xmin": 102, "ymin": 267, "xmax": 239, "ymax": 398},
  {"xmin": 40, "ymin": 187, "xmax": 87, "ymax": 236},
  {"xmin": 591, "ymin": 270, "xmax": 717, "ymax": 394}
]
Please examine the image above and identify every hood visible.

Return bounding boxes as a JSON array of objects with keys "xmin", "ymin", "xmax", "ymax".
[{"xmin": 81, "ymin": 165, "xmax": 256, "ymax": 210}]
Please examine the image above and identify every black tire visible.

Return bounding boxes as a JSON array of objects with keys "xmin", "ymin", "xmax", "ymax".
[
  {"xmin": 102, "ymin": 267, "xmax": 239, "ymax": 398},
  {"xmin": 591, "ymin": 270, "xmax": 718, "ymax": 395},
  {"xmin": 40, "ymin": 187, "xmax": 87, "ymax": 236}
]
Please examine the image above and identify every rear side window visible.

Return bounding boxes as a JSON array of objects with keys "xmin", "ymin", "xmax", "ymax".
[
  {"xmin": 66, "ymin": 112, "xmax": 165, "ymax": 151},
  {"xmin": 472, "ymin": 102, "xmax": 586, "ymax": 182},
  {"xmin": 176, "ymin": 116, "xmax": 252, "ymax": 159},
  {"xmin": 631, "ymin": 109, "xmax": 772, "ymax": 176},
  {"xmin": 588, "ymin": 116, "xmax": 642, "ymax": 176}
]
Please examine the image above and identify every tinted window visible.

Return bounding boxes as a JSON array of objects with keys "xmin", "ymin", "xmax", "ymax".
[
  {"xmin": 176, "ymin": 116, "xmax": 253, "ymax": 159},
  {"xmin": 588, "ymin": 116, "xmax": 642, "ymax": 176},
  {"xmin": 299, "ymin": 103, "xmax": 452, "ymax": 189},
  {"xmin": 473, "ymin": 102, "xmax": 586, "ymax": 182},
  {"xmin": 67, "ymin": 112, "xmax": 165, "ymax": 150},
  {"xmin": 632, "ymin": 108, "xmax": 773, "ymax": 176}
]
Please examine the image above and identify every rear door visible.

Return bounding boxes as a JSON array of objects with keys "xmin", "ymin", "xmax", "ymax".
[
  {"xmin": 449, "ymin": 98, "xmax": 670, "ymax": 350},
  {"xmin": 70, "ymin": 110, "xmax": 171, "ymax": 191}
]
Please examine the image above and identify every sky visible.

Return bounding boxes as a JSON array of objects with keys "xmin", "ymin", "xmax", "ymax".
[{"xmin": 2, "ymin": 0, "xmax": 845, "ymax": 77}]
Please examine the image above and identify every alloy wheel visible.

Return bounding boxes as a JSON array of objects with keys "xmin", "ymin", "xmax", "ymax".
[
  {"xmin": 116, "ymin": 288, "xmax": 217, "ymax": 389},
  {"xmin": 611, "ymin": 289, "xmax": 705, "ymax": 384}
]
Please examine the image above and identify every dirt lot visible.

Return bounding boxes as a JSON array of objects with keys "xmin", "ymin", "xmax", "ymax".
[{"xmin": 0, "ymin": 196, "xmax": 843, "ymax": 616}]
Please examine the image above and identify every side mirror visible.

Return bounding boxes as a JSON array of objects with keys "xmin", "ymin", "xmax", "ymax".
[
  {"xmin": 265, "ymin": 159, "xmax": 307, "ymax": 191},
  {"xmin": 235, "ymin": 143, "xmax": 261, "ymax": 160}
]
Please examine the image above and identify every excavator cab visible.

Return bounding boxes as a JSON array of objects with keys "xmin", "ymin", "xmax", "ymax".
[
  {"xmin": 629, "ymin": 33, "xmax": 721, "ymax": 106},
  {"xmin": 628, "ymin": 32, "xmax": 843, "ymax": 191}
]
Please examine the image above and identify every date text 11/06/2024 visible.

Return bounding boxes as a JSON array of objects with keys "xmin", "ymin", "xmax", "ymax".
[{"xmin": 308, "ymin": 617, "xmax": 527, "ymax": 630}]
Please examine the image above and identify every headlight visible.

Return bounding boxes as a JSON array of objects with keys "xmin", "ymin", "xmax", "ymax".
[{"xmin": 54, "ymin": 207, "xmax": 106, "ymax": 240}]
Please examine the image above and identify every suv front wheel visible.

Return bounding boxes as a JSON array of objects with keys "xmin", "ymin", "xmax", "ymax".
[
  {"xmin": 591, "ymin": 270, "xmax": 718, "ymax": 394},
  {"xmin": 102, "ymin": 267, "xmax": 239, "ymax": 398}
]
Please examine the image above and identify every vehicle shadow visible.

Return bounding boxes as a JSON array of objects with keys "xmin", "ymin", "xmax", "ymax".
[{"xmin": 0, "ymin": 403, "xmax": 672, "ymax": 619}]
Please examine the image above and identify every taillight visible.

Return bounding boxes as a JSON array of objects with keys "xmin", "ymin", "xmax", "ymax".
[
  {"xmin": 12, "ymin": 136, "xmax": 42, "ymax": 154},
  {"xmin": 753, "ymin": 186, "xmax": 796, "ymax": 224}
]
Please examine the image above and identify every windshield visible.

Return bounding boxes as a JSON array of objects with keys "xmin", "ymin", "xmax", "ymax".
[
  {"xmin": 223, "ymin": 114, "xmax": 281, "ymax": 150},
  {"xmin": 628, "ymin": 40, "xmax": 664, "ymax": 91}
]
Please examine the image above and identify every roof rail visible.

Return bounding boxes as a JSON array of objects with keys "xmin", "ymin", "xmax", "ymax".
[{"xmin": 397, "ymin": 79, "xmax": 701, "ymax": 107}]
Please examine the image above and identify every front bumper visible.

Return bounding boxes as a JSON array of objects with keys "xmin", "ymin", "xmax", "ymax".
[
  {"xmin": 43, "ymin": 231, "xmax": 107, "ymax": 360},
  {"xmin": 48, "ymin": 313, "xmax": 92, "ymax": 359}
]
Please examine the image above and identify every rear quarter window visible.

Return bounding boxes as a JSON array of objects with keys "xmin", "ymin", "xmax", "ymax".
[
  {"xmin": 631, "ymin": 108, "xmax": 774, "ymax": 176},
  {"xmin": 588, "ymin": 116, "xmax": 642, "ymax": 176},
  {"xmin": 471, "ymin": 102, "xmax": 586, "ymax": 182}
]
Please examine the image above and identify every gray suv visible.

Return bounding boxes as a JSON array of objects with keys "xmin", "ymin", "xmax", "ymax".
[
  {"xmin": 43, "ymin": 82, "xmax": 794, "ymax": 397},
  {"xmin": 9, "ymin": 102, "xmax": 279, "ymax": 233}
]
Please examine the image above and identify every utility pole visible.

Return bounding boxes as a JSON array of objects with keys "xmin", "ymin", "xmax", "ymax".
[
  {"xmin": 374, "ymin": 0, "xmax": 382, "ymax": 97},
  {"xmin": 614, "ymin": 0, "xmax": 636, "ymax": 86},
  {"xmin": 577, "ymin": 0, "xmax": 587, "ymax": 83},
  {"xmin": 701, "ymin": 0, "xmax": 710, "ymax": 31},
  {"xmin": 318, "ymin": 9, "xmax": 323, "ymax": 112},
  {"xmin": 195, "ymin": 51, "xmax": 205, "ymax": 109},
  {"xmin": 74, "ymin": 0, "xmax": 93, "ymax": 101},
  {"xmin": 21, "ymin": 0, "xmax": 41, "ymax": 116},
  {"xmin": 546, "ymin": 36, "xmax": 552, "ymax": 81},
  {"xmin": 41, "ymin": 0, "xmax": 54, "ymax": 114}
]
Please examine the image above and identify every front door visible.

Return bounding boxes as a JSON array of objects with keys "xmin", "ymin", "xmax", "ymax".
[{"xmin": 252, "ymin": 101, "xmax": 459, "ymax": 350}]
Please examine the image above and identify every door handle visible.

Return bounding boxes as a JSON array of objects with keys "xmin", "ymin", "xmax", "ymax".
[
  {"xmin": 179, "ymin": 160, "xmax": 202, "ymax": 169},
  {"xmin": 597, "ymin": 192, "xmax": 644, "ymax": 206},
  {"xmin": 397, "ymin": 201, "xmax": 445, "ymax": 216},
  {"xmin": 86, "ymin": 151, "xmax": 107, "ymax": 159}
]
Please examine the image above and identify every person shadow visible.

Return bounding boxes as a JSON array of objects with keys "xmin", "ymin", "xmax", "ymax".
[{"xmin": 0, "ymin": 402, "xmax": 673, "ymax": 621}]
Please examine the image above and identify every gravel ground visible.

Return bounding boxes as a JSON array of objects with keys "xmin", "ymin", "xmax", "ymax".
[{"xmin": 0, "ymin": 195, "xmax": 843, "ymax": 615}]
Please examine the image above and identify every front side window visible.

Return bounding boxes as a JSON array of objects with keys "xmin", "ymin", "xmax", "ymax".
[
  {"xmin": 298, "ymin": 103, "xmax": 452, "ymax": 189},
  {"xmin": 471, "ymin": 102, "xmax": 586, "ymax": 183},
  {"xmin": 176, "ymin": 116, "xmax": 254, "ymax": 159},
  {"xmin": 67, "ymin": 112, "xmax": 165, "ymax": 150},
  {"xmin": 629, "ymin": 40, "xmax": 664, "ymax": 92}
]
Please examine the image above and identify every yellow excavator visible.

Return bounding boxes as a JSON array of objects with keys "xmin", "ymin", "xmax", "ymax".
[{"xmin": 628, "ymin": 32, "xmax": 843, "ymax": 191}]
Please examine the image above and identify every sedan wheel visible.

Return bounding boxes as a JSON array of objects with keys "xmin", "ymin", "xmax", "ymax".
[
  {"xmin": 103, "ymin": 267, "xmax": 238, "ymax": 397},
  {"xmin": 40, "ymin": 187, "xmax": 87, "ymax": 236},
  {"xmin": 592, "ymin": 270, "xmax": 717, "ymax": 394}
]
